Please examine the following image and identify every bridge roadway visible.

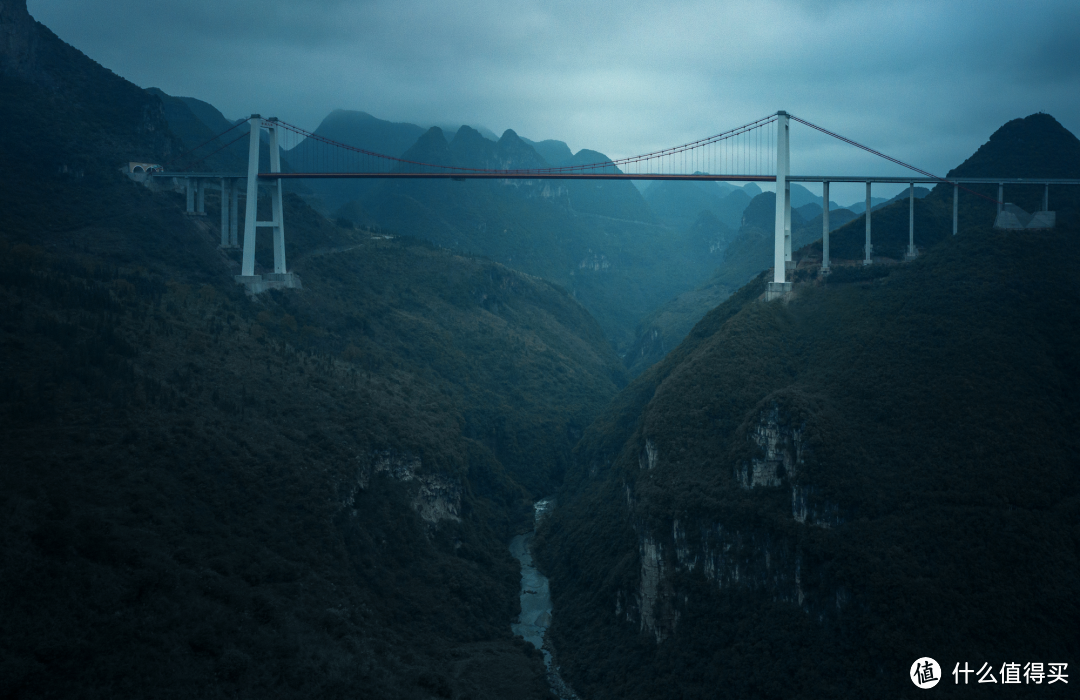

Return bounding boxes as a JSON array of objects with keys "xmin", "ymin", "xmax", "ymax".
[
  {"xmin": 155, "ymin": 172, "xmax": 1080, "ymax": 185},
  {"xmin": 152, "ymin": 168, "xmax": 1074, "ymax": 296},
  {"xmin": 151, "ymin": 109, "xmax": 1080, "ymax": 294}
]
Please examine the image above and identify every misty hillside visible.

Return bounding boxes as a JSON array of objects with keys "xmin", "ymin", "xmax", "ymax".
[
  {"xmin": 625, "ymin": 193, "xmax": 858, "ymax": 375},
  {"xmin": 645, "ymin": 180, "xmax": 746, "ymax": 232},
  {"xmin": 282, "ymin": 110, "xmax": 427, "ymax": 214},
  {"xmin": 558, "ymin": 148, "xmax": 656, "ymax": 223},
  {"xmin": 346, "ymin": 124, "xmax": 728, "ymax": 351},
  {"xmin": 144, "ymin": 88, "xmax": 246, "ymax": 172}
]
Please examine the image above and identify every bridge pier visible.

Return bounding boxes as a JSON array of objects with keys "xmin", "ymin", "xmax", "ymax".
[
  {"xmin": 1044, "ymin": 183, "xmax": 1049, "ymax": 211},
  {"xmin": 784, "ymin": 181, "xmax": 793, "ymax": 271},
  {"xmin": 953, "ymin": 184, "xmax": 958, "ymax": 235},
  {"xmin": 230, "ymin": 180, "xmax": 239, "ymax": 246},
  {"xmin": 767, "ymin": 111, "xmax": 792, "ymax": 300},
  {"xmin": 905, "ymin": 182, "xmax": 918, "ymax": 260},
  {"xmin": 821, "ymin": 181, "xmax": 830, "ymax": 273},
  {"xmin": 220, "ymin": 178, "xmax": 230, "ymax": 247},
  {"xmin": 185, "ymin": 178, "xmax": 195, "ymax": 214},
  {"xmin": 267, "ymin": 119, "xmax": 288, "ymax": 276},
  {"xmin": 239, "ymin": 114, "xmax": 263, "ymax": 283},
  {"xmin": 998, "ymin": 183, "xmax": 1003, "ymax": 214},
  {"xmin": 196, "ymin": 178, "xmax": 206, "ymax": 215},
  {"xmin": 863, "ymin": 182, "xmax": 873, "ymax": 265}
]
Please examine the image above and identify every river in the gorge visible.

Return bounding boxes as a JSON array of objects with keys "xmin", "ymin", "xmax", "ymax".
[{"xmin": 510, "ymin": 498, "xmax": 580, "ymax": 700}]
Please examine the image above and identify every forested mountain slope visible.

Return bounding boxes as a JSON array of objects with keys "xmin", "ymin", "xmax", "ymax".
[
  {"xmin": 537, "ymin": 221, "xmax": 1080, "ymax": 699},
  {"xmin": 0, "ymin": 2, "xmax": 624, "ymax": 697}
]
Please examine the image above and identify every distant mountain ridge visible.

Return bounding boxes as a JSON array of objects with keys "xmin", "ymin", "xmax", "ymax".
[
  {"xmin": 350, "ymin": 124, "xmax": 729, "ymax": 350},
  {"xmin": 520, "ymin": 137, "xmax": 574, "ymax": 165}
]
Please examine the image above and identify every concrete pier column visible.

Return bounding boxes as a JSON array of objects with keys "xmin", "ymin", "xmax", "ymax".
[
  {"xmin": 997, "ymin": 183, "xmax": 1003, "ymax": 214},
  {"xmin": 197, "ymin": 179, "xmax": 206, "ymax": 214},
  {"xmin": 771, "ymin": 111, "xmax": 789, "ymax": 287},
  {"xmin": 1044, "ymin": 183, "xmax": 1049, "ymax": 211},
  {"xmin": 219, "ymin": 178, "xmax": 229, "ymax": 247},
  {"xmin": 905, "ymin": 182, "xmax": 917, "ymax": 260},
  {"xmin": 953, "ymin": 184, "xmax": 959, "ymax": 235},
  {"xmin": 240, "ymin": 115, "xmax": 262, "ymax": 278},
  {"xmin": 229, "ymin": 180, "xmax": 239, "ymax": 247},
  {"xmin": 267, "ymin": 119, "xmax": 287, "ymax": 274},
  {"xmin": 821, "ymin": 181, "xmax": 830, "ymax": 273},
  {"xmin": 784, "ymin": 182, "xmax": 793, "ymax": 269},
  {"xmin": 185, "ymin": 178, "xmax": 195, "ymax": 214},
  {"xmin": 863, "ymin": 182, "xmax": 873, "ymax": 265}
]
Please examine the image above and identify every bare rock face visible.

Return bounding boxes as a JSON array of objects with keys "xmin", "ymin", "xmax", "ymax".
[
  {"xmin": 0, "ymin": 0, "xmax": 39, "ymax": 79},
  {"xmin": 617, "ymin": 400, "xmax": 847, "ymax": 643},
  {"xmin": 637, "ymin": 438, "xmax": 657, "ymax": 471},
  {"xmin": 636, "ymin": 535, "xmax": 678, "ymax": 642},
  {"xmin": 736, "ymin": 403, "xmax": 803, "ymax": 489},
  {"xmin": 343, "ymin": 450, "xmax": 462, "ymax": 525},
  {"xmin": 736, "ymin": 401, "xmax": 840, "ymax": 527},
  {"xmin": 411, "ymin": 473, "xmax": 462, "ymax": 524}
]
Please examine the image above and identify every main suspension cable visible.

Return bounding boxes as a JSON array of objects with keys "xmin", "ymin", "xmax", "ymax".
[{"xmin": 789, "ymin": 114, "xmax": 1001, "ymax": 204}]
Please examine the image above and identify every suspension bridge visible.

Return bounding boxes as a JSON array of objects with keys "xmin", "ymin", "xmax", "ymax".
[{"xmin": 149, "ymin": 111, "xmax": 1080, "ymax": 298}]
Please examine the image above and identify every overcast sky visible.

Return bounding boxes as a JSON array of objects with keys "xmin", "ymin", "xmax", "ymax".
[{"xmin": 28, "ymin": 0, "xmax": 1080, "ymax": 201}]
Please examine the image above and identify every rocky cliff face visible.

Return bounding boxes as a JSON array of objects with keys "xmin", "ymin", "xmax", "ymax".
[
  {"xmin": 621, "ymin": 402, "xmax": 840, "ymax": 641},
  {"xmin": 736, "ymin": 403, "xmax": 801, "ymax": 489},
  {"xmin": 342, "ymin": 450, "xmax": 462, "ymax": 526},
  {"xmin": 635, "ymin": 536, "xmax": 674, "ymax": 641}
]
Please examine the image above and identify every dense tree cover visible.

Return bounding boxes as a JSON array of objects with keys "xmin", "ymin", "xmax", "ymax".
[
  {"xmin": 537, "ymin": 224, "xmax": 1080, "ymax": 699},
  {"xmin": 0, "ymin": 233, "xmax": 559, "ymax": 699},
  {"xmin": 0, "ymin": 4, "xmax": 623, "ymax": 695}
]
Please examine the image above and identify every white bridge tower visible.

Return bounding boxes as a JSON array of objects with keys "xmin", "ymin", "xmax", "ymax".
[
  {"xmin": 236, "ymin": 114, "xmax": 299, "ymax": 290},
  {"xmin": 767, "ymin": 111, "xmax": 792, "ymax": 300}
]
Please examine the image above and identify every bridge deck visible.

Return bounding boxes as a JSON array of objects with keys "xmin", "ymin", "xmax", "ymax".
[{"xmin": 153, "ymin": 172, "xmax": 1080, "ymax": 185}]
